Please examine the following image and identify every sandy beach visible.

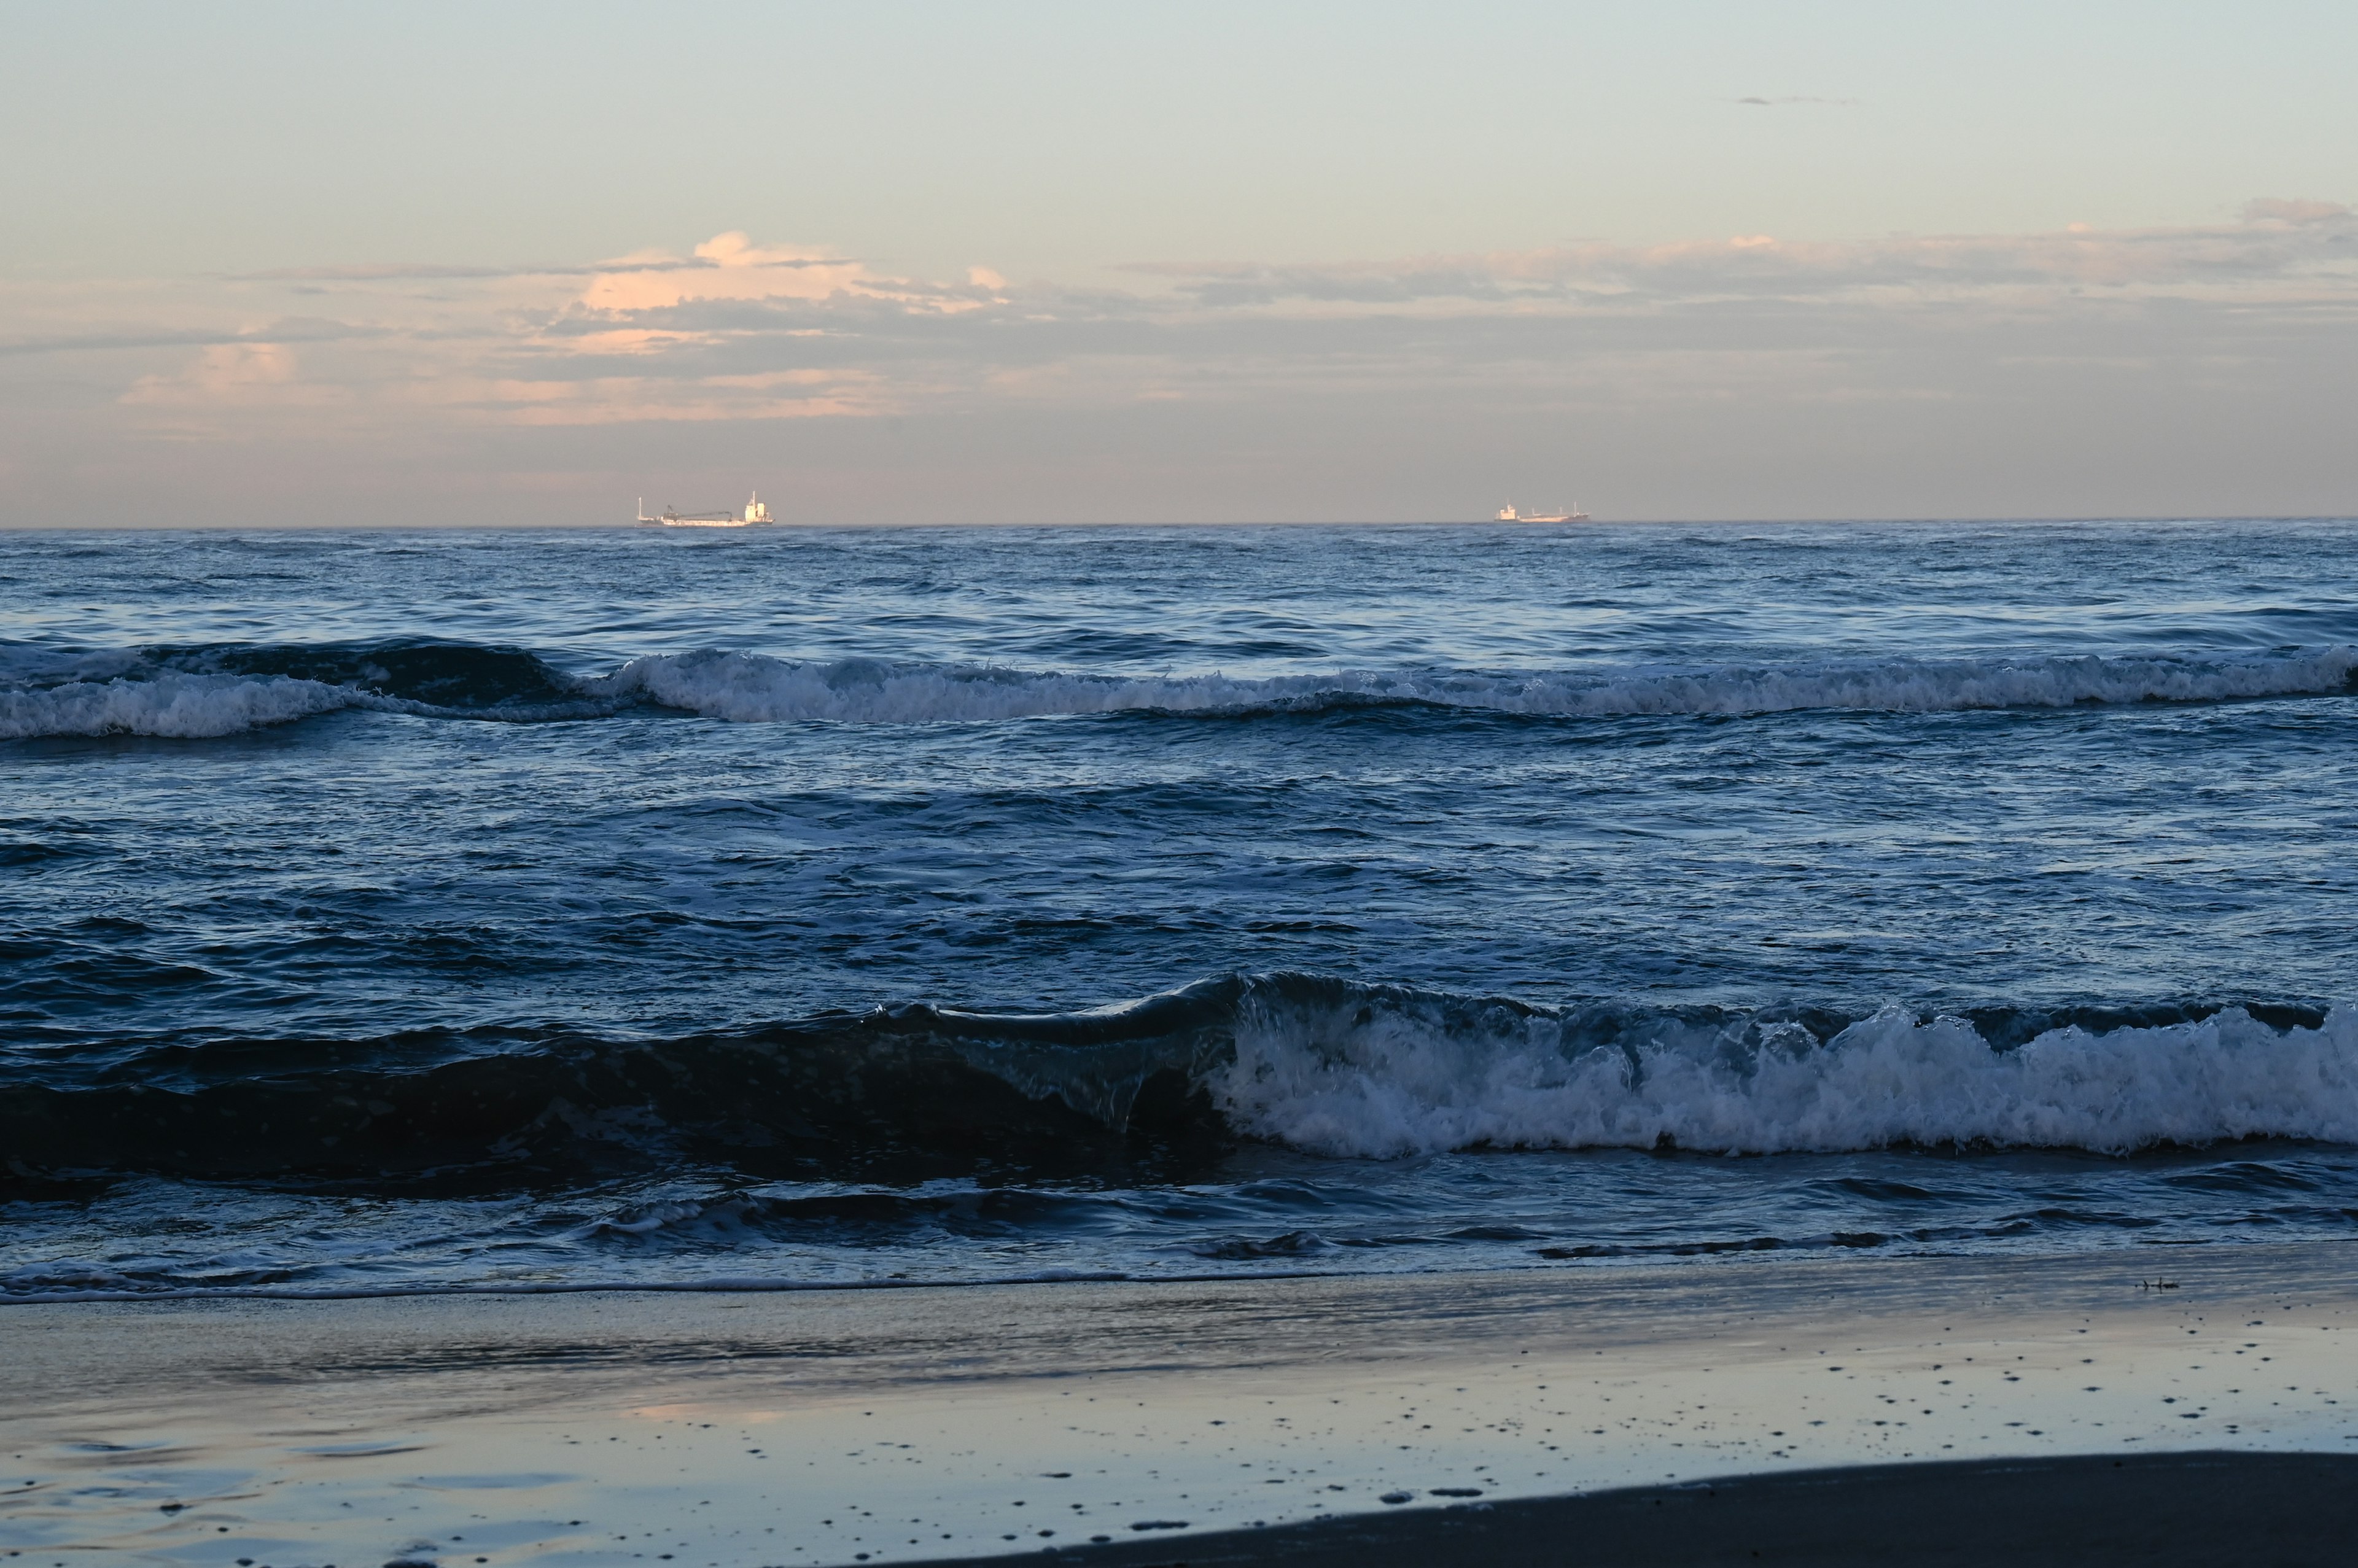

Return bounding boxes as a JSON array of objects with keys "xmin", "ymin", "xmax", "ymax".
[{"xmin": 6, "ymin": 1241, "xmax": 2355, "ymax": 1566}]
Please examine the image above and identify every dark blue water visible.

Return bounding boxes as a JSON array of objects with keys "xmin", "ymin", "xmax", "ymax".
[{"xmin": 6, "ymin": 521, "xmax": 2358, "ymax": 1298}]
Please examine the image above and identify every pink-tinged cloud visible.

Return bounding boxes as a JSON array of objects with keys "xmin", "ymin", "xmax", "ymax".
[
  {"xmin": 7, "ymin": 203, "xmax": 2352, "ymax": 526},
  {"xmin": 120, "ymin": 343, "xmax": 328, "ymax": 408},
  {"xmin": 573, "ymin": 233, "xmax": 1006, "ymax": 316},
  {"xmin": 578, "ymin": 234, "xmax": 874, "ymax": 312},
  {"xmin": 111, "ymin": 341, "xmax": 360, "ymax": 443}
]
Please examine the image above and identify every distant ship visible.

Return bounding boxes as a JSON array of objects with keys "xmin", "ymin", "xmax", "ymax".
[
  {"xmin": 637, "ymin": 493, "xmax": 774, "ymax": 527},
  {"xmin": 1496, "ymin": 502, "xmax": 1590, "ymax": 522}
]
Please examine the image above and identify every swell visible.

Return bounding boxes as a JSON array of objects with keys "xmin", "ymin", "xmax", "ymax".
[
  {"xmin": 607, "ymin": 646, "xmax": 2358, "ymax": 726},
  {"xmin": 0, "ymin": 639, "xmax": 625, "ymax": 737},
  {"xmin": 0, "ymin": 980, "xmax": 1244, "ymax": 1187},
  {"xmin": 5, "ymin": 974, "xmax": 2352, "ymax": 1187},
  {"xmin": 4, "ymin": 638, "xmax": 2354, "ymax": 737}
]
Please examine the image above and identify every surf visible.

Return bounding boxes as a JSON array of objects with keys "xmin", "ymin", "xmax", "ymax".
[
  {"xmin": 6, "ymin": 638, "xmax": 2354, "ymax": 737},
  {"xmin": 7, "ymin": 976, "xmax": 2354, "ymax": 1187}
]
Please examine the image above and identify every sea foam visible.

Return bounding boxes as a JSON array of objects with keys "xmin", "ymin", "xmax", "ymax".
[
  {"xmin": 0, "ymin": 672, "xmax": 359, "ymax": 739},
  {"xmin": 1213, "ymin": 987, "xmax": 2358, "ymax": 1157}
]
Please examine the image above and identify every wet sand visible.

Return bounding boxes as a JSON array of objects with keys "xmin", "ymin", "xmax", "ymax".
[
  {"xmin": 926, "ymin": 1451, "xmax": 2358, "ymax": 1566},
  {"xmin": 4, "ymin": 1242, "xmax": 2355, "ymax": 1566}
]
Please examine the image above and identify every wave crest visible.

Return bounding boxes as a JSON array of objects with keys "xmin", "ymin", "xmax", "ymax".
[
  {"xmin": 0, "ymin": 670, "xmax": 359, "ymax": 739},
  {"xmin": 609, "ymin": 645, "xmax": 2358, "ymax": 724},
  {"xmin": 1216, "ymin": 981, "xmax": 2358, "ymax": 1157},
  {"xmin": 6, "ymin": 640, "xmax": 2352, "ymax": 737},
  {"xmin": 6, "ymin": 976, "xmax": 2354, "ymax": 1183},
  {"xmin": 0, "ymin": 640, "xmax": 617, "ymax": 738}
]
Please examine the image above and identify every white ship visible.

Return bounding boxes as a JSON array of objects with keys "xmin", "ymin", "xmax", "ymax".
[
  {"xmin": 637, "ymin": 493, "xmax": 774, "ymax": 527},
  {"xmin": 1496, "ymin": 502, "xmax": 1590, "ymax": 522}
]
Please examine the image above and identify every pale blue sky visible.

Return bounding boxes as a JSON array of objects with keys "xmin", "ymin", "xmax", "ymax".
[{"xmin": 3, "ymin": 1, "xmax": 2354, "ymax": 522}]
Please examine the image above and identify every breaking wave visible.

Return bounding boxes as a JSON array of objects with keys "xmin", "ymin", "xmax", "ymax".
[
  {"xmin": 606, "ymin": 645, "xmax": 2358, "ymax": 726},
  {"xmin": 7, "ymin": 974, "xmax": 2354, "ymax": 1186},
  {"xmin": 0, "ymin": 669, "xmax": 360, "ymax": 739},
  {"xmin": 3, "ymin": 638, "xmax": 2354, "ymax": 738},
  {"xmin": 0, "ymin": 640, "xmax": 621, "ymax": 738},
  {"xmin": 1214, "ymin": 980, "xmax": 2358, "ymax": 1158}
]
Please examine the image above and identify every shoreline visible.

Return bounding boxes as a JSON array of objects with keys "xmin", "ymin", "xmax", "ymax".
[
  {"xmin": 6, "ymin": 1242, "xmax": 2354, "ymax": 1565},
  {"xmin": 0, "ymin": 1232, "xmax": 2335, "ymax": 1310}
]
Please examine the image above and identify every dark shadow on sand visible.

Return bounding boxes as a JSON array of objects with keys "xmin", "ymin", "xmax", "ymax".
[{"xmin": 915, "ymin": 1451, "xmax": 2358, "ymax": 1567}]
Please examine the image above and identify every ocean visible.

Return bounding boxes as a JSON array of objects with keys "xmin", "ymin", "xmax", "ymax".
[{"xmin": 5, "ymin": 519, "xmax": 2357, "ymax": 1301}]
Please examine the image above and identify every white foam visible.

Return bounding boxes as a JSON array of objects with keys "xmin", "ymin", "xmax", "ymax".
[
  {"xmin": 605, "ymin": 646, "xmax": 2358, "ymax": 725},
  {"xmin": 599, "ymin": 650, "xmax": 1325, "ymax": 724},
  {"xmin": 0, "ymin": 672, "xmax": 358, "ymax": 739},
  {"xmin": 1213, "ymin": 996, "xmax": 2358, "ymax": 1157}
]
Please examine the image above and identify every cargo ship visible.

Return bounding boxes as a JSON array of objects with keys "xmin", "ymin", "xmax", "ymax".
[
  {"xmin": 1496, "ymin": 503, "xmax": 1590, "ymax": 522},
  {"xmin": 637, "ymin": 493, "xmax": 774, "ymax": 527}
]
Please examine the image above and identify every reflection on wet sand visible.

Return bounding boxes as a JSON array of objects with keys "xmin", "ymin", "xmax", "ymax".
[{"xmin": 4, "ymin": 1243, "xmax": 2354, "ymax": 1565}]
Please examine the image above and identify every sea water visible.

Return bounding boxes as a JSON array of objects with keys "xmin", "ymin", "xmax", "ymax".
[{"xmin": 4, "ymin": 519, "xmax": 2357, "ymax": 1298}]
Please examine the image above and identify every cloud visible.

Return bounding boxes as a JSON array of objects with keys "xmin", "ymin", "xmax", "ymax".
[
  {"xmin": 125, "ymin": 341, "xmax": 300, "ymax": 398},
  {"xmin": 7, "ymin": 205, "xmax": 2355, "ymax": 521},
  {"xmin": 577, "ymin": 235, "xmax": 875, "ymax": 312},
  {"xmin": 0, "ymin": 326, "xmax": 259, "ymax": 359},
  {"xmin": 1125, "ymin": 203, "xmax": 2358, "ymax": 308},
  {"xmin": 0, "ymin": 316, "xmax": 382, "ymax": 359},
  {"xmin": 114, "ymin": 341, "xmax": 354, "ymax": 440},
  {"xmin": 453, "ymin": 367, "xmax": 895, "ymax": 426},
  {"xmin": 571, "ymin": 232, "xmax": 1003, "ymax": 316},
  {"xmin": 2241, "ymin": 198, "xmax": 2352, "ymax": 226},
  {"xmin": 1, "ymin": 233, "xmax": 1006, "ymax": 441},
  {"xmin": 233, "ymin": 254, "xmax": 850, "ymax": 285},
  {"xmin": 240, "ymin": 262, "xmax": 518, "ymax": 282}
]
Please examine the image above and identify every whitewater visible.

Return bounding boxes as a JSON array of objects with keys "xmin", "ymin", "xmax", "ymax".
[
  {"xmin": 6, "ymin": 518, "xmax": 2358, "ymax": 1298},
  {"xmin": 1213, "ymin": 987, "xmax": 2358, "ymax": 1157}
]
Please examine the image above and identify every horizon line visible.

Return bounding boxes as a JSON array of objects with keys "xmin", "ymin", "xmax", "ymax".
[{"xmin": 4, "ymin": 514, "xmax": 2356, "ymax": 534}]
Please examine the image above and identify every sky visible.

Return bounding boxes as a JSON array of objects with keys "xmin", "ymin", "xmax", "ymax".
[{"xmin": 2, "ymin": 0, "xmax": 2354, "ymax": 524}]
